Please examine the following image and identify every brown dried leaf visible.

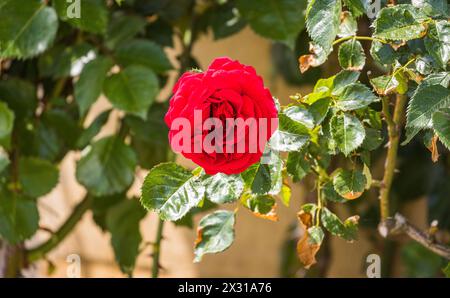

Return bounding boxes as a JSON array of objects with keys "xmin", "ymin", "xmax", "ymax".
[
  {"xmin": 342, "ymin": 191, "xmax": 363, "ymax": 200},
  {"xmin": 253, "ymin": 203, "xmax": 279, "ymax": 222},
  {"xmin": 296, "ymin": 210, "xmax": 322, "ymax": 269},
  {"xmin": 426, "ymin": 134, "xmax": 440, "ymax": 162}
]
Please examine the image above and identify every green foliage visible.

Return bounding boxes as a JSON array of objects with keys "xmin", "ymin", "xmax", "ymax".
[
  {"xmin": 141, "ymin": 163, "xmax": 205, "ymax": 221},
  {"xmin": 106, "ymin": 199, "xmax": 146, "ymax": 276},
  {"xmin": 237, "ymin": 0, "xmax": 307, "ymax": 47},
  {"xmin": 76, "ymin": 136, "xmax": 137, "ymax": 197},
  {"xmin": 194, "ymin": 210, "xmax": 235, "ymax": 262},
  {"xmin": 0, "ymin": 0, "xmax": 449, "ymax": 277}
]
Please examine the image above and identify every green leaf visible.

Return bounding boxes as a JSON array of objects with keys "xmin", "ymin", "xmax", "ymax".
[
  {"xmin": 425, "ymin": 20, "xmax": 450, "ymax": 69},
  {"xmin": 412, "ymin": 0, "xmax": 448, "ymax": 17},
  {"xmin": 204, "ymin": 173, "xmax": 244, "ymax": 204},
  {"xmin": 125, "ymin": 103, "xmax": 169, "ymax": 170},
  {"xmin": 338, "ymin": 39, "xmax": 366, "ymax": 71},
  {"xmin": 103, "ymin": 65, "xmax": 159, "ymax": 119},
  {"xmin": 333, "ymin": 168, "xmax": 366, "ymax": 200},
  {"xmin": 0, "ymin": 78, "xmax": 36, "ymax": 120},
  {"xmin": 306, "ymin": 0, "xmax": 342, "ymax": 53},
  {"xmin": 370, "ymin": 73, "xmax": 408, "ymax": 96},
  {"xmin": 18, "ymin": 157, "xmax": 59, "ymax": 198},
  {"xmin": 241, "ymin": 193, "xmax": 278, "ymax": 221},
  {"xmin": 91, "ymin": 193, "xmax": 125, "ymax": 232},
  {"xmin": 332, "ymin": 70, "xmax": 360, "ymax": 95},
  {"xmin": 106, "ymin": 13, "xmax": 147, "ymax": 49},
  {"xmin": 432, "ymin": 108, "xmax": 450, "ymax": 150},
  {"xmin": 209, "ymin": 2, "xmax": 247, "ymax": 40},
  {"xmin": 53, "ymin": 0, "xmax": 108, "ymax": 34},
  {"xmin": 370, "ymin": 41, "xmax": 398, "ymax": 66},
  {"xmin": 38, "ymin": 43, "xmax": 95, "ymax": 79},
  {"xmin": 76, "ymin": 136, "xmax": 137, "ymax": 196},
  {"xmin": 115, "ymin": 39, "xmax": 173, "ymax": 73},
  {"xmin": 269, "ymin": 113, "xmax": 310, "ymax": 152},
  {"xmin": 236, "ymin": 0, "xmax": 307, "ymax": 47},
  {"xmin": 0, "ymin": 101, "xmax": 14, "ymax": 149},
  {"xmin": 373, "ymin": 4, "xmax": 428, "ymax": 41},
  {"xmin": 320, "ymin": 207, "xmax": 359, "ymax": 241},
  {"xmin": 194, "ymin": 210, "xmax": 235, "ymax": 262},
  {"xmin": 106, "ymin": 199, "xmax": 146, "ymax": 276},
  {"xmin": 75, "ymin": 56, "xmax": 113, "ymax": 117},
  {"xmin": 335, "ymin": 82, "xmax": 378, "ymax": 111},
  {"xmin": 141, "ymin": 162, "xmax": 205, "ymax": 221},
  {"xmin": 284, "ymin": 106, "xmax": 315, "ymax": 129},
  {"xmin": 361, "ymin": 127, "xmax": 384, "ymax": 151},
  {"xmin": 0, "ymin": 187, "xmax": 39, "ymax": 244},
  {"xmin": 444, "ymin": 262, "xmax": 450, "ymax": 277},
  {"xmin": 286, "ymin": 150, "xmax": 311, "ymax": 182},
  {"xmin": 343, "ymin": 0, "xmax": 365, "ymax": 18},
  {"xmin": 321, "ymin": 180, "xmax": 346, "ymax": 203},
  {"xmin": 405, "ymin": 84, "xmax": 450, "ymax": 144},
  {"xmin": 0, "ymin": 0, "xmax": 58, "ymax": 58},
  {"xmin": 330, "ymin": 113, "xmax": 365, "ymax": 156},
  {"xmin": 338, "ymin": 11, "xmax": 357, "ymax": 38},
  {"xmin": 241, "ymin": 163, "xmax": 271, "ymax": 194},
  {"xmin": 309, "ymin": 97, "xmax": 331, "ymax": 125},
  {"xmin": 76, "ymin": 109, "xmax": 111, "ymax": 149}
]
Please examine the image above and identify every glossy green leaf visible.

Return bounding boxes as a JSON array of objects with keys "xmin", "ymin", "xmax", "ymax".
[
  {"xmin": 103, "ymin": 65, "xmax": 159, "ymax": 119},
  {"xmin": 370, "ymin": 41, "xmax": 398, "ymax": 66},
  {"xmin": 370, "ymin": 73, "xmax": 408, "ymax": 96},
  {"xmin": 286, "ymin": 150, "xmax": 311, "ymax": 182},
  {"xmin": 237, "ymin": 0, "xmax": 307, "ymax": 47},
  {"xmin": 411, "ymin": 0, "xmax": 449, "ymax": 17},
  {"xmin": 241, "ymin": 193, "xmax": 278, "ymax": 221},
  {"xmin": 141, "ymin": 162, "xmax": 205, "ymax": 221},
  {"xmin": 115, "ymin": 39, "xmax": 173, "ymax": 73},
  {"xmin": 432, "ymin": 108, "xmax": 450, "ymax": 150},
  {"xmin": 321, "ymin": 180, "xmax": 346, "ymax": 203},
  {"xmin": 306, "ymin": 0, "xmax": 342, "ymax": 53},
  {"xmin": 0, "ymin": 0, "xmax": 58, "ymax": 58},
  {"xmin": 106, "ymin": 199, "xmax": 146, "ymax": 275},
  {"xmin": 241, "ymin": 163, "xmax": 271, "ymax": 194},
  {"xmin": 361, "ymin": 127, "xmax": 384, "ymax": 151},
  {"xmin": 75, "ymin": 56, "xmax": 113, "ymax": 117},
  {"xmin": 405, "ymin": 84, "xmax": 450, "ymax": 144},
  {"xmin": 335, "ymin": 83, "xmax": 378, "ymax": 111},
  {"xmin": 194, "ymin": 210, "xmax": 235, "ymax": 262},
  {"xmin": 320, "ymin": 207, "xmax": 359, "ymax": 241},
  {"xmin": 204, "ymin": 173, "xmax": 244, "ymax": 204},
  {"xmin": 332, "ymin": 70, "xmax": 360, "ymax": 95},
  {"xmin": 269, "ymin": 114, "xmax": 311, "ymax": 152},
  {"xmin": 425, "ymin": 20, "xmax": 450, "ymax": 69},
  {"xmin": 330, "ymin": 113, "xmax": 366, "ymax": 156},
  {"xmin": 18, "ymin": 157, "xmax": 59, "ymax": 198},
  {"xmin": 76, "ymin": 136, "xmax": 137, "ymax": 196},
  {"xmin": 343, "ymin": 0, "xmax": 366, "ymax": 18},
  {"xmin": 53, "ymin": 0, "xmax": 108, "ymax": 34},
  {"xmin": 338, "ymin": 11, "xmax": 357, "ymax": 38},
  {"xmin": 338, "ymin": 39, "xmax": 366, "ymax": 71},
  {"xmin": 373, "ymin": 4, "xmax": 428, "ymax": 41},
  {"xmin": 210, "ymin": 2, "xmax": 247, "ymax": 40},
  {"xmin": 333, "ymin": 168, "xmax": 366, "ymax": 200}
]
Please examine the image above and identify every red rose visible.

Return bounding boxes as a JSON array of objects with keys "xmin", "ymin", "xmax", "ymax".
[{"xmin": 164, "ymin": 57, "xmax": 278, "ymax": 175}]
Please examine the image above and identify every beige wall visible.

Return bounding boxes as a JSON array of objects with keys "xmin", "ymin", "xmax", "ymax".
[{"xmin": 29, "ymin": 28, "xmax": 426, "ymax": 278}]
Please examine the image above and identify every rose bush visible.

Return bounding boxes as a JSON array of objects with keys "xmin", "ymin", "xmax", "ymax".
[{"xmin": 165, "ymin": 57, "xmax": 278, "ymax": 175}]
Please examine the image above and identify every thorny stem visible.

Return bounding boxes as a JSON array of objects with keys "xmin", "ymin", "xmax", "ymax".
[
  {"xmin": 151, "ymin": 219, "xmax": 164, "ymax": 278},
  {"xmin": 379, "ymin": 93, "xmax": 407, "ymax": 220},
  {"xmin": 26, "ymin": 195, "xmax": 92, "ymax": 262}
]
